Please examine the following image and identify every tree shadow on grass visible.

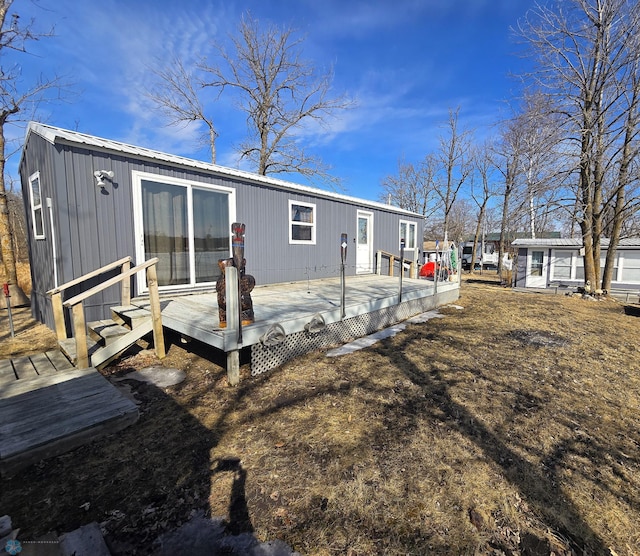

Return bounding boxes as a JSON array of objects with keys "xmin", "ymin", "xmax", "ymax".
[
  {"xmin": 0, "ymin": 355, "xmax": 277, "ymax": 555},
  {"xmin": 375, "ymin": 336, "xmax": 611, "ymax": 555}
]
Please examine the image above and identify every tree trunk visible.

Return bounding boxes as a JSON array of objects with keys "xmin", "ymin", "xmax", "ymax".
[
  {"xmin": 602, "ymin": 187, "xmax": 624, "ymax": 292},
  {"xmin": 0, "ymin": 127, "xmax": 17, "ymax": 284}
]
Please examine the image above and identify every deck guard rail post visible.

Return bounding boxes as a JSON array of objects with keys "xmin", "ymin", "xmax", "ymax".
[
  {"xmin": 121, "ymin": 259, "xmax": 131, "ymax": 306},
  {"xmin": 225, "ymin": 265, "xmax": 241, "ymax": 386},
  {"xmin": 71, "ymin": 304, "xmax": 89, "ymax": 368},
  {"xmin": 146, "ymin": 264, "xmax": 165, "ymax": 359},
  {"xmin": 51, "ymin": 292, "xmax": 67, "ymax": 341}
]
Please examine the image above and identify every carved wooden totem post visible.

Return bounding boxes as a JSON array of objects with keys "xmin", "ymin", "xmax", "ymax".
[{"xmin": 216, "ymin": 223, "xmax": 255, "ymax": 330}]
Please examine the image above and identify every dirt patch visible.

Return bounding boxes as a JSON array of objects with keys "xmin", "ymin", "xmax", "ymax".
[{"xmin": 2, "ymin": 274, "xmax": 640, "ymax": 555}]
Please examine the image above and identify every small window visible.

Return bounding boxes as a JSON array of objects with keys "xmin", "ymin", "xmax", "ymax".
[
  {"xmin": 552, "ymin": 251, "xmax": 572, "ymax": 279},
  {"xmin": 29, "ymin": 171, "xmax": 45, "ymax": 239},
  {"xmin": 399, "ymin": 220, "xmax": 417, "ymax": 250},
  {"xmin": 531, "ymin": 250, "xmax": 544, "ymax": 276},
  {"xmin": 621, "ymin": 251, "xmax": 640, "ymax": 282},
  {"xmin": 289, "ymin": 201, "xmax": 316, "ymax": 244}
]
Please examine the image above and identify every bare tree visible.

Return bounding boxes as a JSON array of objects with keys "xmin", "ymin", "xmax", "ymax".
[
  {"xmin": 0, "ymin": 0, "xmax": 61, "ymax": 303},
  {"xmin": 470, "ymin": 140, "xmax": 500, "ymax": 271},
  {"xmin": 147, "ymin": 57, "xmax": 218, "ymax": 163},
  {"xmin": 493, "ymin": 114, "xmax": 526, "ymax": 275},
  {"xmin": 379, "ymin": 155, "xmax": 437, "ymax": 217},
  {"xmin": 433, "ymin": 108, "xmax": 474, "ymax": 242},
  {"xmin": 199, "ymin": 13, "xmax": 352, "ymax": 183},
  {"xmin": 518, "ymin": 0, "xmax": 640, "ymax": 292}
]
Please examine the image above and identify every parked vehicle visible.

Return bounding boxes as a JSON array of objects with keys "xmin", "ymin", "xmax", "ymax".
[{"xmin": 461, "ymin": 241, "xmax": 499, "ymax": 271}]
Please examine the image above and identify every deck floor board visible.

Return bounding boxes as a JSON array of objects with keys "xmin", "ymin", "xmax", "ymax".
[{"xmin": 136, "ymin": 274, "xmax": 452, "ymax": 349}]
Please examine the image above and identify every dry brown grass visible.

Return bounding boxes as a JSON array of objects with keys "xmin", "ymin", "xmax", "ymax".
[{"xmin": 2, "ymin": 275, "xmax": 640, "ymax": 555}]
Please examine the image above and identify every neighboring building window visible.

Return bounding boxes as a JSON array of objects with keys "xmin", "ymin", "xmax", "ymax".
[
  {"xmin": 29, "ymin": 171, "xmax": 45, "ymax": 239},
  {"xmin": 399, "ymin": 220, "xmax": 417, "ymax": 250},
  {"xmin": 575, "ymin": 254, "xmax": 585, "ymax": 281},
  {"xmin": 289, "ymin": 201, "xmax": 316, "ymax": 244},
  {"xmin": 621, "ymin": 251, "xmax": 640, "ymax": 282},
  {"xmin": 530, "ymin": 250, "xmax": 544, "ymax": 276},
  {"xmin": 551, "ymin": 251, "xmax": 572, "ymax": 279}
]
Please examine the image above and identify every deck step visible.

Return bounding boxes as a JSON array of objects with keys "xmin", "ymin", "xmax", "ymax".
[
  {"xmin": 88, "ymin": 319, "xmax": 131, "ymax": 346},
  {"xmin": 59, "ymin": 338, "xmax": 100, "ymax": 366},
  {"xmin": 111, "ymin": 305, "xmax": 151, "ymax": 329},
  {"xmin": 91, "ymin": 319, "xmax": 154, "ymax": 370}
]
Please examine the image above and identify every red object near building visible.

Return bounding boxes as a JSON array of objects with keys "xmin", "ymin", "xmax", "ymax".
[{"xmin": 419, "ymin": 261, "xmax": 436, "ymax": 278}]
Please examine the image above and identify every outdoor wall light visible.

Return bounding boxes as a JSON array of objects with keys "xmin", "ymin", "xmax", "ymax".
[{"xmin": 94, "ymin": 170, "xmax": 115, "ymax": 188}]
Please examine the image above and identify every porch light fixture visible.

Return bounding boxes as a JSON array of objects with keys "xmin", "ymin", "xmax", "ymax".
[{"xmin": 94, "ymin": 170, "xmax": 114, "ymax": 188}]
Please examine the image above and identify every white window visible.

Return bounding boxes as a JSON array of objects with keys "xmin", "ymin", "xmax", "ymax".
[
  {"xmin": 551, "ymin": 250, "xmax": 572, "ymax": 279},
  {"xmin": 399, "ymin": 220, "xmax": 417, "ymax": 250},
  {"xmin": 29, "ymin": 171, "xmax": 45, "ymax": 239},
  {"xmin": 621, "ymin": 251, "xmax": 640, "ymax": 282},
  {"xmin": 289, "ymin": 201, "xmax": 316, "ymax": 244},
  {"xmin": 132, "ymin": 171, "xmax": 236, "ymax": 291}
]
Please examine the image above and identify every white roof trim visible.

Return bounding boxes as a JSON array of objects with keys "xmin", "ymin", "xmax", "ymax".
[
  {"xmin": 25, "ymin": 122, "xmax": 423, "ymax": 218},
  {"xmin": 512, "ymin": 238, "xmax": 640, "ymax": 248}
]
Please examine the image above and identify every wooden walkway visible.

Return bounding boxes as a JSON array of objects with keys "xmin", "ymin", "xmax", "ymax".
[
  {"xmin": 0, "ymin": 352, "xmax": 139, "ymax": 476},
  {"xmin": 0, "ymin": 350, "xmax": 74, "ymax": 383}
]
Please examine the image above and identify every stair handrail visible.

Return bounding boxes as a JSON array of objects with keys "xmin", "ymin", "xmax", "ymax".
[
  {"xmin": 62, "ymin": 258, "xmax": 157, "ymax": 308},
  {"xmin": 46, "ymin": 256, "xmax": 132, "ymax": 296},
  {"xmin": 375, "ymin": 250, "xmax": 416, "ymax": 278},
  {"xmin": 47, "ymin": 256, "xmax": 132, "ymax": 342},
  {"xmin": 48, "ymin": 257, "xmax": 164, "ymax": 369}
]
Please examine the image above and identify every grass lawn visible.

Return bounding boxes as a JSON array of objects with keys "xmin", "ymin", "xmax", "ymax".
[{"xmin": 1, "ymin": 274, "xmax": 639, "ymax": 555}]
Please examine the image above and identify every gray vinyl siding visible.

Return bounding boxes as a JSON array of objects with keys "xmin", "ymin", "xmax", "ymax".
[{"xmin": 20, "ymin": 129, "xmax": 423, "ymax": 328}]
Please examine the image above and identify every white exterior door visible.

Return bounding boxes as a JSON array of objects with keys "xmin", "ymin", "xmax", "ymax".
[
  {"xmin": 356, "ymin": 211, "xmax": 373, "ymax": 274},
  {"xmin": 527, "ymin": 249, "xmax": 548, "ymax": 287}
]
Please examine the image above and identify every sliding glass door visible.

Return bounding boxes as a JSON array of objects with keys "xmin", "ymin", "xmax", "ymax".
[{"xmin": 133, "ymin": 172, "xmax": 235, "ymax": 291}]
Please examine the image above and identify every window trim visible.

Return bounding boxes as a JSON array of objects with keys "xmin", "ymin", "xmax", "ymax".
[
  {"xmin": 288, "ymin": 200, "xmax": 316, "ymax": 245},
  {"xmin": 399, "ymin": 220, "xmax": 417, "ymax": 251},
  {"xmin": 28, "ymin": 171, "xmax": 45, "ymax": 240}
]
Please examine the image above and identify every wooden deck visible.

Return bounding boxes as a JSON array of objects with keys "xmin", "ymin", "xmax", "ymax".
[
  {"xmin": 135, "ymin": 274, "xmax": 457, "ymax": 351},
  {"xmin": 0, "ymin": 349, "xmax": 74, "ymax": 383},
  {"xmin": 0, "ymin": 355, "xmax": 139, "ymax": 476}
]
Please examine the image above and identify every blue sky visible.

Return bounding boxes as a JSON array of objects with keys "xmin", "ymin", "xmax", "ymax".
[{"xmin": 8, "ymin": 0, "xmax": 536, "ymax": 201}]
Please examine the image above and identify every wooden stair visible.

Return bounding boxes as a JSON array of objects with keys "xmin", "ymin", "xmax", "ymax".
[
  {"xmin": 60, "ymin": 306, "xmax": 154, "ymax": 370},
  {"xmin": 49, "ymin": 257, "xmax": 165, "ymax": 370}
]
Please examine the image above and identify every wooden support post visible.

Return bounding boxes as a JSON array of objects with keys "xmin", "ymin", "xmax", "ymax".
[
  {"xmin": 121, "ymin": 259, "xmax": 131, "ymax": 306},
  {"xmin": 410, "ymin": 261, "xmax": 416, "ymax": 279},
  {"xmin": 72, "ymin": 304, "xmax": 89, "ymax": 369},
  {"xmin": 51, "ymin": 291, "xmax": 67, "ymax": 341},
  {"xmin": 376, "ymin": 251, "xmax": 382, "ymax": 275},
  {"xmin": 225, "ymin": 266, "xmax": 240, "ymax": 386},
  {"xmin": 388, "ymin": 255, "xmax": 395, "ymax": 277},
  {"xmin": 146, "ymin": 264, "xmax": 166, "ymax": 359}
]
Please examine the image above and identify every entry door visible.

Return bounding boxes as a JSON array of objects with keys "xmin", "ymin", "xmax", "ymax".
[
  {"xmin": 356, "ymin": 211, "xmax": 373, "ymax": 274},
  {"xmin": 527, "ymin": 250, "xmax": 548, "ymax": 287}
]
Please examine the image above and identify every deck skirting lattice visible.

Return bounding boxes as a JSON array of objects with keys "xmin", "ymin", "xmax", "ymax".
[{"xmin": 251, "ymin": 295, "xmax": 438, "ymax": 374}]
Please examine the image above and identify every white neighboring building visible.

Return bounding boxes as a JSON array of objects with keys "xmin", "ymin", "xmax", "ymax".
[{"xmin": 512, "ymin": 238, "xmax": 640, "ymax": 294}]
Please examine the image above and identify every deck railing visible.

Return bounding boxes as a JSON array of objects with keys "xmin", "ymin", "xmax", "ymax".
[
  {"xmin": 46, "ymin": 257, "xmax": 165, "ymax": 369},
  {"xmin": 375, "ymin": 250, "xmax": 417, "ymax": 279}
]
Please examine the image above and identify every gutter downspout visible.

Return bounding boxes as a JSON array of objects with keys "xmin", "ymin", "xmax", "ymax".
[{"xmin": 46, "ymin": 198, "xmax": 58, "ymax": 288}]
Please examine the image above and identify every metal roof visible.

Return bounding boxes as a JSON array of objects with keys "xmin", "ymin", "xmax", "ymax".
[
  {"xmin": 24, "ymin": 122, "xmax": 423, "ymax": 218},
  {"xmin": 512, "ymin": 237, "xmax": 640, "ymax": 248}
]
